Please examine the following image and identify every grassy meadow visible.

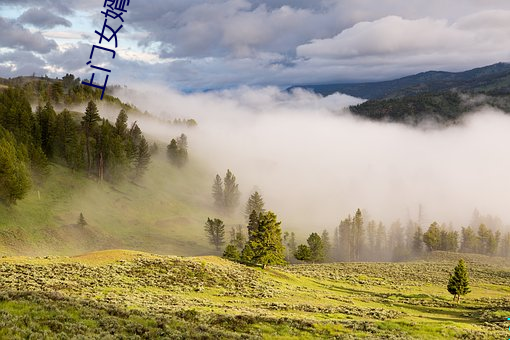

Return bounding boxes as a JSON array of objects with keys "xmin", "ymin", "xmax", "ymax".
[{"xmin": 0, "ymin": 250, "xmax": 508, "ymax": 339}]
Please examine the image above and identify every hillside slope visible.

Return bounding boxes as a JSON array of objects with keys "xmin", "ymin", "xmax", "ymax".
[
  {"xmin": 0, "ymin": 250, "xmax": 508, "ymax": 338},
  {"xmin": 0, "ymin": 153, "xmax": 221, "ymax": 256}
]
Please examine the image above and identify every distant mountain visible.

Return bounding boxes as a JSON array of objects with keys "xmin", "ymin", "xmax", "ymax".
[{"xmin": 290, "ymin": 62, "xmax": 510, "ymax": 100}]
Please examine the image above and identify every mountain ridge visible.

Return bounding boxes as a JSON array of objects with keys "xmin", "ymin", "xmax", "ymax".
[{"xmin": 289, "ymin": 62, "xmax": 510, "ymax": 100}]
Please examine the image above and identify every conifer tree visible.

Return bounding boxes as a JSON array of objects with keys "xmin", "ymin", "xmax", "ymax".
[
  {"xmin": 223, "ymin": 244, "xmax": 240, "ymax": 262},
  {"xmin": 212, "ymin": 174, "xmax": 224, "ymax": 210},
  {"xmin": 204, "ymin": 218, "xmax": 225, "ymax": 251},
  {"xmin": 447, "ymin": 259, "xmax": 471, "ymax": 303},
  {"xmin": 245, "ymin": 191, "xmax": 265, "ymax": 220},
  {"xmin": 78, "ymin": 213, "xmax": 87, "ymax": 226},
  {"xmin": 134, "ymin": 136, "xmax": 151, "ymax": 180},
  {"xmin": 423, "ymin": 222, "xmax": 441, "ymax": 251},
  {"xmin": 223, "ymin": 169, "xmax": 240, "ymax": 214},
  {"xmin": 244, "ymin": 211, "xmax": 285, "ymax": 268},
  {"xmin": 321, "ymin": 229, "xmax": 331, "ymax": 262},
  {"xmin": 82, "ymin": 101, "xmax": 100, "ymax": 174},
  {"xmin": 0, "ymin": 132, "xmax": 31, "ymax": 205},
  {"xmin": 352, "ymin": 209, "xmax": 364, "ymax": 261},
  {"xmin": 307, "ymin": 232, "xmax": 325, "ymax": 263},
  {"xmin": 294, "ymin": 244, "xmax": 312, "ymax": 262},
  {"xmin": 412, "ymin": 226, "xmax": 423, "ymax": 254}
]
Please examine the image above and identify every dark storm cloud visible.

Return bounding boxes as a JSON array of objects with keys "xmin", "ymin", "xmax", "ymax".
[
  {"xmin": 0, "ymin": 16, "xmax": 57, "ymax": 53},
  {"xmin": 18, "ymin": 7, "xmax": 72, "ymax": 29}
]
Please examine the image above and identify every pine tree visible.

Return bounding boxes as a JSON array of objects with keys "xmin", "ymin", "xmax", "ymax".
[
  {"xmin": 223, "ymin": 244, "xmax": 240, "ymax": 262},
  {"xmin": 412, "ymin": 226, "xmax": 423, "ymax": 254},
  {"xmin": 245, "ymin": 191, "xmax": 265, "ymax": 220},
  {"xmin": 134, "ymin": 136, "xmax": 151, "ymax": 180},
  {"xmin": 240, "ymin": 243, "xmax": 255, "ymax": 264},
  {"xmin": 447, "ymin": 259, "xmax": 471, "ymax": 303},
  {"xmin": 307, "ymin": 232, "xmax": 325, "ymax": 263},
  {"xmin": 229, "ymin": 225, "xmax": 246, "ymax": 251},
  {"xmin": 245, "ymin": 211, "xmax": 286, "ymax": 268},
  {"xmin": 204, "ymin": 218, "xmax": 225, "ymax": 251},
  {"xmin": 0, "ymin": 132, "xmax": 31, "ymax": 205},
  {"xmin": 78, "ymin": 213, "xmax": 87, "ymax": 226},
  {"xmin": 81, "ymin": 101, "xmax": 100, "ymax": 174},
  {"xmin": 223, "ymin": 169, "xmax": 240, "ymax": 214},
  {"xmin": 212, "ymin": 174, "xmax": 224, "ymax": 210},
  {"xmin": 115, "ymin": 109, "xmax": 128, "ymax": 137},
  {"xmin": 460, "ymin": 226, "xmax": 478, "ymax": 253},
  {"xmin": 319, "ymin": 230, "xmax": 331, "ymax": 262},
  {"xmin": 423, "ymin": 222, "xmax": 441, "ymax": 251},
  {"xmin": 352, "ymin": 209, "xmax": 364, "ymax": 261},
  {"xmin": 338, "ymin": 216, "xmax": 352, "ymax": 261},
  {"xmin": 294, "ymin": 244, "xmax": 312, "ymax": 262}
]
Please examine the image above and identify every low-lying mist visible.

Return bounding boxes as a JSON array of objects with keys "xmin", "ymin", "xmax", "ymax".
[{"xmin": 115, "ymin": 85, "xmax": 510, "ymax": 232}]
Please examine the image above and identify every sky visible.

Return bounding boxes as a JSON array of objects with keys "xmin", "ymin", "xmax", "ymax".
[{"xmin": 1, "ymin": 0, "xmax": 510, "ymax": 90}]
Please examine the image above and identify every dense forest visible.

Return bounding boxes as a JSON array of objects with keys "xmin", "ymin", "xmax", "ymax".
[{"xmin": 0, "ymin": 77, "xmax": 152, "ymax": 206}]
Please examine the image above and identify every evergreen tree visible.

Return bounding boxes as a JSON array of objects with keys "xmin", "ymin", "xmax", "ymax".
[
  {"xmin": 423, "ymin": 222, "xmax": 441, "ymax": 251},
  {"xmin": 447, "ymin": 259, "xmax": 471, "ymax": 303},
  {"xmin": 321, "ymin": 229, "xmax": 331, "ymax": 262},
  {"xmin": 55, "ymin": 109, "xmax": 80, "ymax": 168},
  {"xmin": 500, "ymin": 232, "xmax": 510, "ymax": 258},
  {"xmin": 375, "ymin": 222, "xmax": 387, "ymax": 258},
  {"xmin": 81, "ymin": 101, "xmax": 100, "ymax": 174},
  {"xmin": 229, "ymin": 225, "xmax": 246, "ymax": 251},
  {"xmin": 166, "ymin": 134, "xmax": 188, "ymax": 168},
  {"xmin": 366, "ymin": 220, "xmax": 377, "ymax": 259},
  {"xmin": 307, "ymin": 232, "xmax": 325, "ymax": 263},
  {"xmin": 294, "ymin": 244, "xmax": 312, "ymax": 262},
  {"xmin": 212, "ymin": 174, "xmax": 224, "ymax": 211},
  {"xmin": 245, "ymin": 191, "xmax": 265, "ymax": 220},
  {"xmin": 78, "ymin": 213, "xmax": 87, "ymax": 226},
  {"xmin": 223, "ymin": 169, "xmax": 240, "ymax": 214},
  {"xmin": 412, "ymin": 226, "xmax": 423, "ymax": 254},
  {"xmin": 338, "ymin": 216, "xmax": 352, "ymax": 261},
  {"xmin": 245, "ymin": 211, "xmax": 286, "ymax": 268},
  {"xmin": 223, "ymin": 244, "xmax": 240, "ymax": 262},
  {"xmin": 460, "ymin": 226, "xmax": 478, "ymax": 253},
  {"xmin": 36, "ymin": 102, "xmax": 57, "ymax": 158},
  {"xmin": 240, "ymin": 243, "xmax": 255, "ymax": 264},
  {"xmin": 0, "ymin": 131, "xmax": 31, "ymax": 205},
  {"xmin": 115, "ymin": 109, "xmax": 128, "ymax": 137},
  {"xmin": 204, "ymin": 218, "xmax": 225, "ymax": 251},
  {"xmin": 352, "ymin": 209, "xmax": 364, "ymax": 261},
  {"xmin": 134, "ymin": 136, "xmax": 151, "ymax": 180}
]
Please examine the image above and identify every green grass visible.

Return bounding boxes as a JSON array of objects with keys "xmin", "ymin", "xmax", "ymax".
[
  {"xmin": 0, "ymin": 250, "xmax": 508, "ymax": 338},
  {"xmin": 0, "ymin": 153, "xmax": 226, "ymax": 256}
]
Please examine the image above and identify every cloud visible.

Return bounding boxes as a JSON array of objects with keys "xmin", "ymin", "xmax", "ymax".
[
  {"xmin": 18, "ymin": 7, "xmax": 72, "ymax": 29},
  {"xmin": 0, "ymin": 16, "xmax": 57, "ymax": 53},
  {"xmin": 0, "ymin": 50, "xmax": 46, "ymax": 76}
]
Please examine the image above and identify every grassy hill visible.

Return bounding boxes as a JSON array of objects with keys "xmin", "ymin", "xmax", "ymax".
[
  {"xmin": 0, "ymin": 250, "xmax": 508, "ymax": 338},
  {"xmin": 0, "ymin": 152, "xmax": 223, "ymax": 257}
]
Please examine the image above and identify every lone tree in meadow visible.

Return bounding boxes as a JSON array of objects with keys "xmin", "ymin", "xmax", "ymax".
[
  {"xmin": 204, "ymin": 218, "xmax": 225, "ymax": 251},
  {"xmin": 78, "ymin": 213, "xmax": 87, "ymax": 226},
  {"xmin": 447, "ymin": 259, "xmax": 471, "ymax": 303},
  {"xmin": 244, "ymin": 211, "xmax": 286, "ymax": 268}
]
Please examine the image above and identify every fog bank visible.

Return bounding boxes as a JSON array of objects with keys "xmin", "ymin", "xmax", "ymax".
[{"xmin": 116, "ymin": 85, "xmax": 510, "ymax": 231}]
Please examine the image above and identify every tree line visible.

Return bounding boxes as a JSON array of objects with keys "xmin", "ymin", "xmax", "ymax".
[
  {"xmin": 295, "ymin": 209, "xmax": 510, "ymax": 263},
  {"xmin": 0, "ymin": 86, "xmax": 152, "ymax": 205}
]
